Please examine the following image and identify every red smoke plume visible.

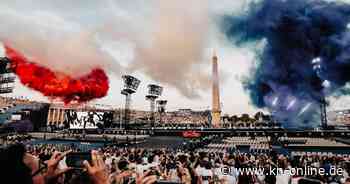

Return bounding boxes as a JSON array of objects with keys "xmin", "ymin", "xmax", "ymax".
[{"xmin": 4, "ymin": 45, "xmax": 109, "ymax": 104}]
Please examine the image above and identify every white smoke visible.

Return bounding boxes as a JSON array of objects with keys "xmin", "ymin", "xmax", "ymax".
[
  {"xmin": 0, "ymin": 6, "xmax": 122, "ymax": 76},
  {"xmin": 0, "ymin": 0, "xmax": 211, "ymax": 98},
  {"xmin": 130, "ymin": 0, "xmax": 211, "ymax": 98}
]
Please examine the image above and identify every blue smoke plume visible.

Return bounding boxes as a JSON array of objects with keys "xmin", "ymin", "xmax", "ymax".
[{"xmin": 222, "ymin": 0, "xmax": 350, "ymax": 128}]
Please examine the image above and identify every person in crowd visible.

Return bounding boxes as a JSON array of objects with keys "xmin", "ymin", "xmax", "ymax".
[{"xmin": 0, "ymin": 143, "xmax": 71, "ymax": 184}]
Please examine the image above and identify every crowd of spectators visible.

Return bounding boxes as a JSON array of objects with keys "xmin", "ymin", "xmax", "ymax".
[
  {"xmin": 160, "ymin": 114, "xmax": 209, "ymax": 127},
  {"xmin": 1, "ymin": 140, "xmax": 350, "ymax": 184},
  {"xmin": 0, "ymin": 96, "xmax": 43, "ymax": 109}
]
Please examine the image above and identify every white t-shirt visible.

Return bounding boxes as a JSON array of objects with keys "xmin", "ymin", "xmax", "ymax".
[
  {"xmin": 154, "ymin": 155, "xmax": 160, "ymax": 163},
  {"xmin": 196, "ymin": 167, "xmax": 213, "ymax": 184},
  {"xmin": 256, "ymin": 173, "xmax": 265, "ymax": 184},
  {"xmin": 276, "ymin": 172, "xmax": 291, "ymax": 184},
  {"xmin": 105, "ymin": 157, "xmax": 112, "ymax": 167},
  {"xmin": 169, "ymin": 169, "xmax": 181, "ymax": 183},
  {"xmin": 219, "ymin": 175, "xmax": 237, "ymax": 184},
  {"xmin": 136, "ymin": 164, "xmax": 149, "ymax": 174},
  {"xmin": 142, "ymin": 157, "xmax": 148, "ymax": 164},
  {"xmin": 291, "ymin": 177, "xmax": 303, "ymax": 184}
]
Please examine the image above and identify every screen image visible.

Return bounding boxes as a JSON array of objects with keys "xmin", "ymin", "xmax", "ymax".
[
  {"xmin": 11, "ymin": 114, "xmax": 22, "ymax": 121},
  {"xmin": 67, "ymin": 111, "xmax": 104, "ymax": 129}
]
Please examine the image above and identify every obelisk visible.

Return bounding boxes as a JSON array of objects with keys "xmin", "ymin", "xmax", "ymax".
[{"xmin": 212, "ymin": 51, "xmax": 221, "ymax": 128}]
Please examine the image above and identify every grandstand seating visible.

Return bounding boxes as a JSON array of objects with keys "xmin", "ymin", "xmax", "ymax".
[
  {"xmin": 0, "ymin": 97, "xmax": 46, "ymax": 124},
  {"xmin": 281, "ymin": 137, "xmax": 350, "ymax": 147},
  {"xmin": 197, "ymin": 143, "xmax": 235, "ymax": 153},
  {"xmin": 196, "ymin": 136, "xmax": 271, "ymax": 153},
  {"xmin": 291, "ymin": 151, "xmax": 349, "ymax": 158}
]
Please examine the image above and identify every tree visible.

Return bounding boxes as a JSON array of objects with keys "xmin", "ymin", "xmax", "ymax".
[
  {"xmin": 230, "ymin": 115, "xmax": 238, "ymax": 122},
  {"xmin": 240, "ymin": 114, "xmax": 251, "ymax": 122},
  {"xmin": 254, "ymin": 111, "xmax": 264, "ymax": 121}
]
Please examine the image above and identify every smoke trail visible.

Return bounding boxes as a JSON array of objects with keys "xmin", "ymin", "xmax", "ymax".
[
  {"xmin": 222, "ymin": 0, "xmax": 350, "ymax": 128},
  {"xmin": 5, "ymin": 45, "xmax": 109, "ymax": 104}
]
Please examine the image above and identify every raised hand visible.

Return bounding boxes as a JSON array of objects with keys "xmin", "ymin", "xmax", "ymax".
[
  {"xmin": 84, "ymin": 150, "xmax": 109, "ymax": 184},
  {"xmin": 44, "ymin": 150, "xmax": 72, "ymax": 183},
  {"xmin": 136, "ymin": 171, "xmax": 157, "ymax": 184}
]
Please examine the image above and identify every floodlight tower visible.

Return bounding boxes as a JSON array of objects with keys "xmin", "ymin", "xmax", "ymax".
[
  {"xmin": 121, "ymin": 75, "xmax": 141, "ymax": 129},
  {"xmin": 0, "ymin": 57, "xmax": 15, "ymax": 94},
  {"xmin": 157, "ymin": 100, "xmax": 168, "ymax": 125},
  {"xmin": 320, "ymin": 98, "xmax": 328, "ymax": 129},
  {"xmin": 311, "ymin": 57, "xmax": 328, "ymax": 129},
  {"xmin": 145, "ymin": 84, "xmax": 163, "ymax": 128}
]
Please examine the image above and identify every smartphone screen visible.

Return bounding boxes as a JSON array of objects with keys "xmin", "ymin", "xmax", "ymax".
[{"xmin": 66, "ymin": 152, "xmax": 92, "ymax": 168}]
